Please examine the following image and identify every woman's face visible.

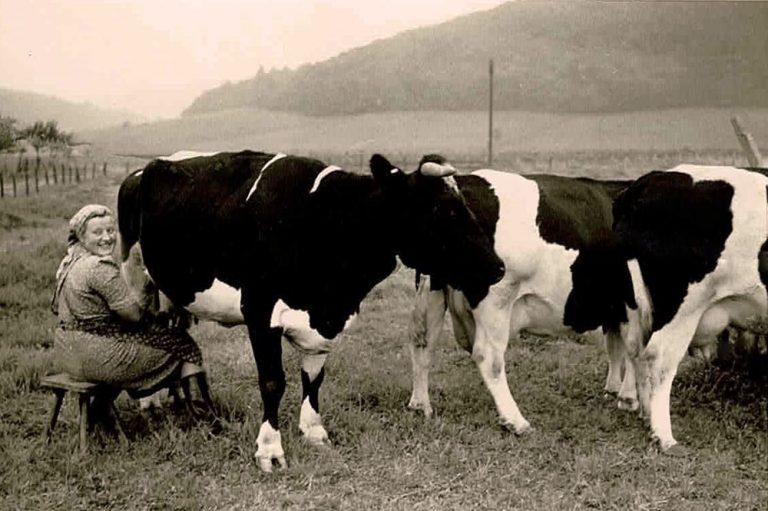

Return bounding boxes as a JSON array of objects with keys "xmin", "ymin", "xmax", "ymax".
[{"xmin": 81, "ymin": 215, "xmax": 117, "ymax": 257}]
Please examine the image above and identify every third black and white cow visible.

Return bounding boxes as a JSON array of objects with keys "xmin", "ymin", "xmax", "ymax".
[
  {"xmin": 117, "ymin": 150, "xmax": 505, "ymax": 471},
  {"xmin": 409, "ymin": 155, "xmax": 633, "ymax": 433},
  {"xmin": 567, "ymin": 164, "xmax": 768, "ymax": 451}
]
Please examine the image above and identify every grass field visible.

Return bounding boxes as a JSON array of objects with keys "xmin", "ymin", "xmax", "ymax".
[{"xmin": 1, "ymin": 158, "xmax": 767, "ymax": 510}]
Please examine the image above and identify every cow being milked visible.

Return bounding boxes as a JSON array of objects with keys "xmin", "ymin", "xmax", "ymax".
[
  {"xmin": 117, "ymin": 150, "xmax": 505, "ymax": 471},
  {"xmin": 408, "ymin": 155, "xmax": 634, "ymax": 433},
  {"xmin": 566, "ymin": 164, "xmax": 768, "ymax": 452}
]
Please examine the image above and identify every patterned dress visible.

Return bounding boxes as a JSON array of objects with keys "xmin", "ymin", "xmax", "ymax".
[{"xmin": 54, "ymin": 254, "xmax": 203, "ymax": 397}]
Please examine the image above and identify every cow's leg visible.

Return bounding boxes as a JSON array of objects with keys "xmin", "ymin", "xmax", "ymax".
[
  {"xmin": 299, "ymin": 353, "xmax": 329, "ymax": 446},
  {"xmin": 407, "ymin": 278, "xmax": 447, "ymax": 417},
  {"xmin": 243, "ymin": 293, "xmax": 287, "ymax": 472},
  {"xmin": 472, "ymin": 290, "xmax": 530, "ymax": 434},
  {"xmin": 604, "ymin": 327, "xmax": 638, "ymax": 410},
  {"xmin": 634, "ymin": 315, "xmax": 700, "ymax": 451},
  {"xmin": 603, "ymin": 328, "xmax": 624, "ymax": 397},
  {"xmin": 617, "ymin": 355, "xmax": 638, "ymax": 412}
]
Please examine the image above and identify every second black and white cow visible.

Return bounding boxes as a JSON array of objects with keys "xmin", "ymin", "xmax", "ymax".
[
  {"xmin": 409, "ymin": 155, "xmax": 633, "ymax": 432},
  {"xmin": 117, "ymin": 150, "xmax": 505, "ymax": 471},
  {"xmin": 567, "ymin": 164, "xmax": 768, "ymax": 451}
]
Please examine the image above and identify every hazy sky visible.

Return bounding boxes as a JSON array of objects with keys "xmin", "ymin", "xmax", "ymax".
[{"xmin": 0, "ymin": 0, "xmax": 507, "ymax": 119}]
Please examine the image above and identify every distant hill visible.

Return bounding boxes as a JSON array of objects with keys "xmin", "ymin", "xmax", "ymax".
[
  {"xmin": 0, "ymin": 88, "xmax": 145, "ymax": 133},
  {"xmin": 184, "ymin": 1, "xmax": 768, "ymax": 116}
]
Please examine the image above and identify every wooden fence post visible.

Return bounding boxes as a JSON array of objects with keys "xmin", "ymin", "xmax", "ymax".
[
  {"xmin": 731, "ymin": 117, "xmax": 763, "ymax": 167},
  {"xmin": 75, "ymin": 165, "xmax": 80, "ymax": 183},
  {"xmin": 24, "ymin": 166, "xmax": 29, "ymax": 196},
  {"xmin": 92, "ymin": 162, "xmax": 96, "ymax": 179},
  {"xmin": 52, "ymin": 162, "xmax": 58, "ymax": 185},
  {"xmin": 102, "ymin": 162, "xmax": 107, "ymax": 176},
  {"xmin": 44, "ymin": 162, "xmax": 49, "ymax": 186},
  {"xmin": 12, "ymin": 173, "xmax": 17, "ymax": 197},
  {"xmin": 68, "ymin": 166, "xmax": 72, "ymax": 183},
  {"xmin": 34, "ymin": 164, "xmax": 39, "ymax": 193},
  {"xmin": 0, "ymin": 173, "xmax": 4, "ymax": 198}
]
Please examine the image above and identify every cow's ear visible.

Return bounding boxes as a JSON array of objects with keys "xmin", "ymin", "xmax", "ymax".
[{"xmin": 370, "ymin": 154, "xmax": 405, "ymax": 184}]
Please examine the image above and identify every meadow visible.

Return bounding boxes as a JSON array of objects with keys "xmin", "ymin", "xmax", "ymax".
[{"xmin": 0, "ymin": 147, "xmax": 766, "ymax": 510}]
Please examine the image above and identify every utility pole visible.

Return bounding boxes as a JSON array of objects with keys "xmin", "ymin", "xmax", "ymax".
[{"xmin": 488, "ymin": 59, "xmax": 494, "ymax": 167}]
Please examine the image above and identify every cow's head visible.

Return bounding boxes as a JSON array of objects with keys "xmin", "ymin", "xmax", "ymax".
[
  {"xmin": 370, "ymin": 154, "xmax": 505, "ymax": 306},
  {"xmin": 564, "ymin": 237, "xmax": 637, "ymax": 333}
]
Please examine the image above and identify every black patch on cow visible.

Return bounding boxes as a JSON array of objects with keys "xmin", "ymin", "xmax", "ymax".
[
  {"xmin": 614, "ymin": 171, "xmax": 734, "ymax": 333},
  {"xmin": 564, "ymin": 235, "xmax": 637, "ymax": 333},
  {"xmin": 528, "ymin": 175, "xmax": 631, "ymax": 250}
]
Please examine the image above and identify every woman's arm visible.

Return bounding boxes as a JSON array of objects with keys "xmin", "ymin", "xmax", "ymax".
[{"xmin": 90, "ymin": 257, "xmax": 149, "ymax": 323}]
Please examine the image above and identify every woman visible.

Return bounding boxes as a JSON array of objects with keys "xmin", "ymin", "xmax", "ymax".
[{"xmin": 51, "ymin": 204, "xmax": 214, "ymax": 427}]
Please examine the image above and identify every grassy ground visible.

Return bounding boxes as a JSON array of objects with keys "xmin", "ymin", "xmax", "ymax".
[{"xmin": 1, "ymin": 163, "xmax": 767, "ymax": 510}]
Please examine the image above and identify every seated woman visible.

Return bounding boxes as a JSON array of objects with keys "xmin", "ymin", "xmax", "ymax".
[{"xmin": 51, "ymin": 204, "xmax": 215, "ymax": 429}]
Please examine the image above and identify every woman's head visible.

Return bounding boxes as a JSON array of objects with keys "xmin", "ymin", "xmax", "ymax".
[{"xmin": 68, "ymin": 204, "xmax": 116, "ymax": 257}]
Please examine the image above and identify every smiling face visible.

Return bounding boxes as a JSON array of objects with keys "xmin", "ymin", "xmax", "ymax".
[{"xmin": 81, "ymin": 214, "xmax": 117, "ymax": 257}]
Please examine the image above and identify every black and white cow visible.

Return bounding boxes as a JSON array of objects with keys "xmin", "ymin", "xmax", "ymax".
[
  {"xmin": 117, "ymin": 150, "xmax": 505, "ymax": 471},
  {"xmin": 567, "ymin": 164, "xmax": 768, "ymax": 452},
  {"xmin": 409, "ymin": 155, "xmax": 633, "ymax": 432}
]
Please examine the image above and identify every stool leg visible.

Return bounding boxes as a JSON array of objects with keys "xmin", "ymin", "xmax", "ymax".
[
  {"xmin": 45, "ymin": 389, "xmax": 66, "ymax": 443},
  {"xmin": 79, "ymin": 394, "xmax": 89, "ymax": 454}
]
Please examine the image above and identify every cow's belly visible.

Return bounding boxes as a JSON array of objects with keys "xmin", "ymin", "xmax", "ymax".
[
  {"xmin": 185, "ymin": 281, "xmax": 356, "ymax": 353},
  {"xmin": 511, "ymin": 293, "xmax": 570, "ymax": 336},
  {"xmin": 185, "ymin": 279, "xmax": 245, "ymax": 325}
]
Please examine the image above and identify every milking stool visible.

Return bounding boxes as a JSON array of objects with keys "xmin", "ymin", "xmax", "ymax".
[{"xmin": 40, "ymin": 373, "xmax": 127, "ymax": 453}]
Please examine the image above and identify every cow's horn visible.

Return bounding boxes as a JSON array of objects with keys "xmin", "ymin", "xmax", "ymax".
[{"xmin": 421, "ymin": 162, "xmax": 457, "ymax": 177}]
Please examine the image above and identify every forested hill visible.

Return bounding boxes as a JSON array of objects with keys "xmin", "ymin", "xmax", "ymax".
[{"xmin": 183, "ymin": 1, "xmax": 768, "ymax": 117}]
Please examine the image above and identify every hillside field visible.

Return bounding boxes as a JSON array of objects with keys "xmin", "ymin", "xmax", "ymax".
[{"xmin": 0, "ymin": 163, "xmax": 766, "ymax": 509}]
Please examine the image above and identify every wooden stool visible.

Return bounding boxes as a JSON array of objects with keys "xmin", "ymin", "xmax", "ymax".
[{"xmin": 40, "ymin": 373, "xmax": 126, "ymax": 453}]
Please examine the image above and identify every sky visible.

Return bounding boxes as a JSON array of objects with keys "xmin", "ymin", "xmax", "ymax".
[{"xmin": 0, "ymin": 0, "xmax": 507, "ymax": 119}]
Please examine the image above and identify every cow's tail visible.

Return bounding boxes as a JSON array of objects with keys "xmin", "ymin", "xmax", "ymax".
[{"xmin": 117, "ymin": 169, "xmax": 144, "ymax": 262}]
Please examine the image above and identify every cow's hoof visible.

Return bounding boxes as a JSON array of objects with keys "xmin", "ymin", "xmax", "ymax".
[
  {"xmin": 501, "ymin": 420, "xmax": 532, "ymax": 436},
  {"xmin": 257, "ymin": 454, "xmax": 287, "ymax": 473},
  {"xmin": 617, "ymin": 396, "xmax": 639, "ymax": 412},
  {"xmin": 407, "ymin": 400, "xmax": 433, "ymax": 418},
  {"xmin": 303, "ymin": 425, "xmax": 330, "ymax": 447}
]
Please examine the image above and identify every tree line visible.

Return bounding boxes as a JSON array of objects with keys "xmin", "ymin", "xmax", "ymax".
[{"xmin": 0, "ymin": 114, "xmax": 74, "ymax": 163}]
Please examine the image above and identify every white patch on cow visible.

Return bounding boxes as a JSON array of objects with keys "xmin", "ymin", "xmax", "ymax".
[
  {"xmin": 309, "ymin": 165, "xmax": 343, "ymax": 194},
  {"xmin": 246, "ymin": 153, "xmax": 287, "ymax": 202},
  {"xmin": 160, "ymin": 150, "xmax": 221, "ymax": 162},
  {"xmin": 270, "ymin": 299, "xmax": 354, "ymax": 354},
  {"xmin": 299, "ymin": 397, "xmax": 328, "ymax": 445},
  {"xmin": 255, "ymin": 421, "xmax": 286, "ymax": 472},
  {"xmin": 474, "ymin": 169, "xmax": 579, "ymax": 334},
  {"xmin": 134, "ymin": 170, "xmax": 143, "ymax": 177},
  {"xmin": 185, "ymin": 279, "xmax": 244, "ymax": 325}
]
